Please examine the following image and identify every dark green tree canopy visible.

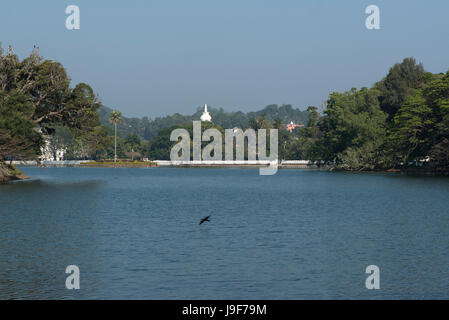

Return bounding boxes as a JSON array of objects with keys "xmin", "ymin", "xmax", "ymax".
[
  {"xmin": 390, "ymin": 71, "xmax": 449, "ymax": 163},
  {"xmin": 0, "ymin": 45, "xmax": 102, "ymax": 161},
  {"xmin": 375, "ymin": 57, "xmax": 425, "ymax": 119}
]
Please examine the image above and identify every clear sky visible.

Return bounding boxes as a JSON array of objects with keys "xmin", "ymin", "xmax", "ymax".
[{"xmin": 1, "ymin": 0, "xmax": 448, "ymax": 117}]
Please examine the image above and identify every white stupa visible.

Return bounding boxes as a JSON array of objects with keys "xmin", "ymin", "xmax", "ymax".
[{"xmin": 200, "ymin": 104, "xmax": 212, "ymax": 122}]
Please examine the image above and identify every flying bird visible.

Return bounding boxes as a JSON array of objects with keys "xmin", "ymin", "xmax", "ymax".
[{"xmin": 199, "ymin": 215, "xmax": 211, "ymax": 225}]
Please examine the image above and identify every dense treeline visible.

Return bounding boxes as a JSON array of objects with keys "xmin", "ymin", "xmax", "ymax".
[
  {"xmin": 90, "ymin": 104, "xmax": 308, "ymax": 160},
  {"xmin": 145, "ymin": 58, "xmax": 449, "ymax": 171},
  {"xmin": 1, "ymin": 47, "xmax": 448, "ymax": 175},
  {"xmin": 147, "ymin": 114, "xmax": 289, "ymax": 160},
  {"xmin": 0, "ymin": 44, "xmax": 103, "ymax": 179},
  {"xmin": 99, "ymin": 104, "xmax": 308, "ymax": 141},
  {"xmin": 305, "ymin": 58, "xmax": 449, "ymax": 171}
]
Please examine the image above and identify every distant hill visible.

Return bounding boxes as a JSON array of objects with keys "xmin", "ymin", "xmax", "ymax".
[{"xmin": 99, "ymin": 104, "xmax": 309, "ymax": 141}]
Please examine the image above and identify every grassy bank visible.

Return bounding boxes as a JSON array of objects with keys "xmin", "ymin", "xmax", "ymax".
[{"xmin": 0, "ymin": 162, "xmax": 29, "ymax": 183}]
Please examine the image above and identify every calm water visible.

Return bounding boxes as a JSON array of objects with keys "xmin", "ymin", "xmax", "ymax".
[{"xmin": 1, "ymin": 167, "xmax": 449, "ymax": 299}]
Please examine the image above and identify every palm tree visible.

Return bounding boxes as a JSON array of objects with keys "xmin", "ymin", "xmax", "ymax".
[{"xmin": 109, "ymin": 111, "xmax": 122, "ymax": 163}]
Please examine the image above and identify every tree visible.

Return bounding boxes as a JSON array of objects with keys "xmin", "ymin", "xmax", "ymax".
[
  {"xmin": 316, "ymin": 87, "xmax": 389, "ymax": 170},
  {"xmin": 82, "ymin": 126, "xmax": 111, "ymax": 160},
  {"xmin": 0, "ymin": 90, "xmax": 43, "ymax": 161},
  {"xmin": 388, "ymin": 92, "xmax": 433, "ymax": 161},
  {"xmin": 1, "ymin": 45, "xmax": 103, "ymax": 180},
  {"xmin": 306, "ymin": 107, "xmax": 319, "ymax": 134},
  {"xmin": 98, "ymin": 104, "xmax": 308, "ymax": 141},
  {"xmin": 125, "ymin": 133, "xmax": 141, "ymax": 160},
  {"xmin": 109, "ymin": 110, "xmax": 121, "ymax": 162},
  {"xmin": 429, "ymin": 138, "xmax": 449, "ymax": 167},
  {"xmin": 125, "ymin": 133, "xmax": 141, "ymax": 150},
  {"xmin": 375, "ymin": 57, "xmax": 425, "ymax": 120},
  {"xmin": 389, "ymin": 71, "xmax": 449, "ymax": 165},
  {"xmin": 1, "ymin": 47, "xmax": 101, "ymax": 157},
  {"xmin": 273, "ymin": 118, "xmax": 283, "ymax": 130},
  {"xmin": 283, "ymin": 106, "xmax": 322, "ymax": 161},
  {"xmin": 249, "ymin": 114, "xmax": 271, "ymax": 131}
]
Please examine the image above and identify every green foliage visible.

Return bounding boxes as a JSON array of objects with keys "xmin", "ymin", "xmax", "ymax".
[
  {"xmin": 305, "ymin": 59, "xmax": 448, "ymax": 171},
  {"xmin": 283, "ymin": 107, "xmax": 322, "ymax": 161},
  {"xmin": 125, "ymin": 133, "xmax": 141, "ymax": 150},
  {"xmin": 99, "ymin": 104, "xmax": 308, "ymax": 141},
  {"xmin": 109, "ymin": 110, "xmax": 121, "ymax": 126},
  {"xmin": 0, "ymin": 162, "xmax": 27, "ymax": 182},
  {"xmin": 375, "ymin": 57, "xmax": 425, "ymax": 119},
  {"xmin": 317, "ymin": 87, "xmax": 388, "ymax": 168},
  {"xmin": 147, "ymin": 127, "xmax": 175, "ymax": 160},
  {"xmin": 147, "ymin": 116, "xmax": 293, "ymax": 161},
  {"xmin": 0, "ymin": 90, "xmax": 43, "ymax": 160},
  {"xmin": 0, "ymin": 46, "xmax": 101, "ymax": 163},
  {"xmin": 3, "ymin": 48, "xmax": 447, "ymax": 172},
  {"xmin": 388, "ymin": 92, "xmax": 433, "ymax": 160},
  {"xmin": 148, "ymin": 122, "xmax": 225, "ymax": 160},
  {"xmin": 389, "ymin": 71, "xmax": 449, "ymax": 165}
]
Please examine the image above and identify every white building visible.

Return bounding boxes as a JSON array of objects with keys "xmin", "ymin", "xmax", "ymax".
[
  {"xmin": 40, "ymin": 138, "xmax": 66, "ymax": 161},
  {"xmin": 200, "ymin": 104, "xmax": 212, "ymax": 122}
]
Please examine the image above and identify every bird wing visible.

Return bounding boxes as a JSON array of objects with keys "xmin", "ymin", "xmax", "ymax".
[{"xmin": 199, "ymin": 216, "xmax": 211, "ymax": 225}]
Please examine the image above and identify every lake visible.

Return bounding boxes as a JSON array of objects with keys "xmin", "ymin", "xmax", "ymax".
[{"xmin": 1, "ymin": 167, "xmax": 449, "ymax": 299}]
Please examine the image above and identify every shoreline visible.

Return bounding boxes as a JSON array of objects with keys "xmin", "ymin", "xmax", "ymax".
[
  {"xmin": 0, "ymin": 163, "xmax": 29, "ymax": 183},
  {"xmin": 78, "ymin": 162, "xmax": 158, "ymax": 168},
  {"xmin": 8, "ymin": 162, "xmax": 449, "ymax": 176}
]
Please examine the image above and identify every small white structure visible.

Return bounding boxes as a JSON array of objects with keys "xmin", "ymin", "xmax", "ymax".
[
  {"xmin": 40, "ymin": 138, "xmax": 66, "ymax": 161},
  {"xmin": 200, "ymin": 104, "xmax": 212, "ymax": 122}
]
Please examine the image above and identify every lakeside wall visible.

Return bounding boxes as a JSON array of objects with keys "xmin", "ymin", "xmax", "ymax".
[
  {"xmin": 12, "ymin": 160, "xmax": 318, "ymax": 169},
  {"xmin": 11, "ymin": 160, "xmax": 91, "ymax": 167},
  {"xmin": 9, "ymin": 160, "xmax": 447, "ymax": 174},
  {"xmin": 142, "ymin": 160, "xmax": 318, "ymax": 168}
]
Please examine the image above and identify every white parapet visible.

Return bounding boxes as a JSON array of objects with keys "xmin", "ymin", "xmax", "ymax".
[
  {"xmin": 11, "ymin": 160, "xmax": 92, "ymax": 166},
  {"xmin": 280, "ymin": 160, "xmax": 313, "ymax": 165},
  {"xmin": 155, "ymin": 160, "xmax": 276, "ymax": 166}
]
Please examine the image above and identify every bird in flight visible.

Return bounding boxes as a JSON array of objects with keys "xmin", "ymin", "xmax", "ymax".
[{"xmin": 199, "ymin": 215, "xmax": 211, "ymax": 225}]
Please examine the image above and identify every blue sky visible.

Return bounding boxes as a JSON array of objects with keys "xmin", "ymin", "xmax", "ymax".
[{"xmin": 1, "ymin": 0, "xmax": 448, "ymax": 117}]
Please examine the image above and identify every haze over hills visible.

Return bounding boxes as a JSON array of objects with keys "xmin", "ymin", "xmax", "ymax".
[{"xmin": 99, "ymin": 104, "xmax": 309, "ymax": 141}]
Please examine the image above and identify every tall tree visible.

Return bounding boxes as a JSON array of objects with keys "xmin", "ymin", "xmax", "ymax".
[
  {"xmin": 0, "ymin": 45, "xmax": 102, "ymax": 180},
  {"xmin": 317, "ymin": 87, "xmax": 389, "ymax": 170},
  {"xmin": 0, "ymin": 90, "xmax": 42, "ymax": 161},
  {"xmin": 389, "ymin": 71, "xmax": 449, "ymax": 165},
  {"xmin": 125, "ymin": 133, "xmax": 141, "ymax": 160},
  {"xmin": 375, "ymin": 57, "xmax": 425, "ymax": 120},
  {"xmin": 109, "ymin": 110, "xmax": 122, "ymax": 162}
]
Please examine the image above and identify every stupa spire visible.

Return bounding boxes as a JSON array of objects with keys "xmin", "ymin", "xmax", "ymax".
[{"xmin": 200, "ymin": 103, "xmax": 212, "ymax": 122}]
